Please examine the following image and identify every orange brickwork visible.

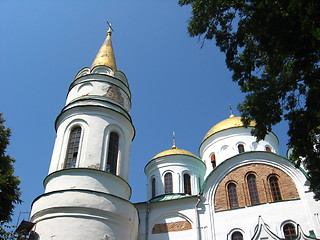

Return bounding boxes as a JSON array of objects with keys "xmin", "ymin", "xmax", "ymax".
[
  {"xmin": 152, "ymin": 220, "xmax": 192, "ymax": 234},
  {"xmin": 214, "ymin": 163, "xmax": 300, "ymax": 212}
]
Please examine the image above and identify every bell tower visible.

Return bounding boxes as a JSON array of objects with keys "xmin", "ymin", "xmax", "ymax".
[{"xmin": 30, "ymin": 27, "xmax": 138, "ymax": 240}]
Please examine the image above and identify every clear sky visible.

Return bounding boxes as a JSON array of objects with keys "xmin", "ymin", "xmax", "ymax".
[{"xmin": 1, "ymin": 1, "xmax": 288, "ymax": 225}]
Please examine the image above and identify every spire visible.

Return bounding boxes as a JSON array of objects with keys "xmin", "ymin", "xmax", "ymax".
[
  {"xmin": 91, "ymin": 25, "xmax": 117, "ymax": 72},
  {"xmin": 172, "ymin": 132, "xmax": 177, "ymax": 149},
  {"xmin": 229, "ymin": 104, "xmax": 235, "ymax": 118}
]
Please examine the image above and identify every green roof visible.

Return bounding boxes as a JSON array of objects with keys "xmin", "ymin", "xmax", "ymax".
[{"xmin": 150, "ymin": 193, "xmax": 192, "ymax": 203}]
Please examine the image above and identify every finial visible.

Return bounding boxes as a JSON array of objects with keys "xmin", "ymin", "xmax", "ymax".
[
  {"xmin": 229, "ymin": 104, "xmax": 235, "ymax": 118},
  {"xmin": 107, "ymin": 21, "xmax": 114, "ymax": 34},
  {"xmin": 172, "ymin": 132, "xmax": 177, "ymax": 149}
]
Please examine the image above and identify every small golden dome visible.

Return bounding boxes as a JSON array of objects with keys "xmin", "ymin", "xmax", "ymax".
[
  {"xmin": 203, "ymin": 116, "xmax": 256, "ymax": 142},
  {"xmin": 151, "ymin": 146, "xmax": 199, "ymax": 160}
]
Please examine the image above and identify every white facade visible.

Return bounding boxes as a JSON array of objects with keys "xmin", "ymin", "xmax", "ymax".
[
  {"xmin": 139, "ymin": 133, "xmax": 320, "ymax": 240},
  {"xmin": 29, "ymin": 30, "xmax": 320, "ymax": 240}
]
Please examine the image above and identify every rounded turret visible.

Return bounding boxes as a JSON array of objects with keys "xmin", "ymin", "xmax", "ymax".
[{"xmin": 145, "ymin": 145, "xmax": 206, "ymax": 200}]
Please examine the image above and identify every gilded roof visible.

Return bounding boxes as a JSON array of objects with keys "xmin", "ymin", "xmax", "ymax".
[
  {"xmin": 203, "ymin": 115, "xmax": 256, "ymax": 142},
  {"xmin": 151, "ymin": 146, "xmax": 199, "ymax": 160},
  {"xmin": 91, "ymin": 30, "xmax": 117, "ymax": 72}
]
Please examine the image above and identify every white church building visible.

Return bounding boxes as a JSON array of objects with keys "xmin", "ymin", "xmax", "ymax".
[{"xmin": 27, "ymin": 28, "xmax": 320, "ymax": 240}]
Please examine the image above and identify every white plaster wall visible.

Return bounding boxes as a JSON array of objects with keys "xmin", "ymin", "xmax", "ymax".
[
  {"xmin": 44, "ymin": 169, "xmax": 131, "ymax": 200},
  {"xmin": 303, "ymin": 191, "xmax": 320, "ymax": 237},
  {"xmin": 200, "ymin": 127, "xmax": 279, "ymax": 177},
  {"xmin": 136, "ymin": 198, "xmax": 198, "ymax": 240},
  {"xmin": 31, "ymin": 191, "xmax": 138, "ymax": 240},
  {"xmin": 209, "ymin": 200, "xmax": 316, "ymax": 239},
  {"xmin": 49, "ymin": 109, "xmax": 134, "ymax": 181}
]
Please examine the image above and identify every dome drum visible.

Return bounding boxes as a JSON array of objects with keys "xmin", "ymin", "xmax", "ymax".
[
  {"xmin": 145, "ymin": 147, "xmax": 206, "ymax": 199},
  {"xmin": 200, "ymin": 116, "xmax": 279, "ymax": 177},
  {"xmin": 66, "ymin": 74, "xmax": 131, "ymax": 112}
]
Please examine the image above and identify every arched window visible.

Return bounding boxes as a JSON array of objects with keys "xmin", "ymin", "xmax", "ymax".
[
  {"xmin": 151, "ymin": 177, "xmax": 156, "ymax": 198},
  {"xmin": 231, "ymin": 231, "xmax": 243, "ymax": 240},
  {"xmin": 247, "ymin": 174, "xmax": 260, "ymax": 205},
  {"xmin": 266, "ymin": 146, "xmax": 272, "ymax": 152},
  {"xmin": 283, "ymin": 223, "xmax": 297, "ymax": 239},
  {"xmin": 238, "ymin": 144, "xmax": 245, "ymax": 153},
  {"xmin": 106, "ymin": 132, "xmax": 119, "ymax": 174},
  {"xmin": 65, "ymin": 127, "xmax": 81, "ymax": 168},
  {"xmin": 228, "ymin": 183, "xmax": 239, "ymax": 209},
  {"xmin": 184, "ymin": 173, "xmax": 191, "ymax": 195},
  {"xmin": 211, "ymin": 153, "xmax": 216, "ymax": 168},
  {"xmin": 269, "ymin": 176, "xmax": 282, "ymax": 202},
  {"xmin": 164, "ymin": 172, "xmax": 173, "ymax": 194}
]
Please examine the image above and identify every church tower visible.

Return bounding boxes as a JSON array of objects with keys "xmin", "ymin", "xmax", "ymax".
[{"xmin": 30, "ymin": 27, "xmax": 138, "ymax": 240}]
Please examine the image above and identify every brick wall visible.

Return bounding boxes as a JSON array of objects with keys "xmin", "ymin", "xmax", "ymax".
[
  {"xmin": 214, "ymin": 163, "xmax": 300, "ymax": 212},
  {"xmin": 152, "ymin": 220, "xmax": 192, "ymax": 234}
]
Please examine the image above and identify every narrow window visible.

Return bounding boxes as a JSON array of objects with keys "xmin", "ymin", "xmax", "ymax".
[
  {"xmin": 151, "ymin": 178, "xmax": 156, "ymax": 198},
  {"xmin": 231, "ymin": 231, "xmax": 243, "ymax": 240},
  {"xmin": 65, "ymin": 127, "xmax": 81, "ymax": 168},
  {"xmin": 238, "ymin": 144, "xmax": 245, "ymax": 153},
  {"xmin": 211, "ymin": 153, "xmax": 216, "ymax": 168},
  {"xmin": 164, "ymin": 172, "xmax": 173, "ymax": 194},
  {"xmin": 184, "ymin": 173, "xmax": 191, "ymax": 195},
  {"xmin": 283, "ymin": 223, "xmax": 297, "ymax": 239},
  {"xmin": 266, "ymin": 146, "xmax": 272, "ymax": 152},
  {"xmin": 269, "ymin": 176, "xmax": 282, "ymax": 202},
  {"xmin": 228, "ymin": 183, "xmax": 239, "ymax": 209},
  {"xmin": 247, "ymin": 174, "xmax": 260, "ymax": 205},
  {"xmin": 107, "ymin": 132, "xmax": 119, "ymax": 174}
]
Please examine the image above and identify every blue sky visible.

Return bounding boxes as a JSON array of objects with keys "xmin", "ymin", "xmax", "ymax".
[{"xmin": 1, "ymin": 1, "xmax": 288, "ymax": 225}]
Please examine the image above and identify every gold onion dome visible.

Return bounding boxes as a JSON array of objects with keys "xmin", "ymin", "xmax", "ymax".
[
  {"xmin": 151, "ymin": 145, "xmax": 199, "ymax": 160},
  {"xmin": 91, "ymin": 29, "xmax": 117, "ymax": 72},
  {"xmin": 203, "ymin": 115, "xmax": 256, "ymax": 142}
]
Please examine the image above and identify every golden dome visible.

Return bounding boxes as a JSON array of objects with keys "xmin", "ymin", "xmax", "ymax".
[
  {"xmin": 203, "ymin": 115, "xmax": 256, "ymax": 142},
  {"xmin": 151, "ymin": 146, "xmax": 199, "ymax": 160}
]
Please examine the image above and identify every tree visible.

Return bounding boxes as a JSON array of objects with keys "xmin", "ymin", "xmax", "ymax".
[
  {"xmin": 0, "ymin": 222, "xmax": 15, "ymax": 240},
  {"xmin": 179, "ymin": 0, "xmax": 320, "ymax": 198},
  {"xmin": 0, "ymin": 113, "xmax": 21, "ymax": 228}
]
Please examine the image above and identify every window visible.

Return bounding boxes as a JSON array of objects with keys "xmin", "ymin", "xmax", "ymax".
[
  {"xmin": 266, "ymin": 146, "xmax": 272, "ymax": 152},
  {"xmin": 269, "ymin": 176, "xmax": 282, "ymax": 202},
  {"xmin": 247, "ymin": 174, "xmax": 260, "ymax": 205},
  {"xmin": 65, "ymin": 127, "xmax": 81, "ymax": 168},
  {"xmin": 211, "ymin": 153, "xmax": 216, "ymax": 168},
  {"xmin": 184, "ymin": 173, "xmax": 191, "ymax": 195},
  {"xmin": 283, "ymin": 223, "xmax": 297, "ymax": 239},
  {"xmin": 238, "ymin": 144, "xmax": 245, "ymax": 153},
  {"xmin": 164, "ymin": 172, "xmax": 173, "ymax": 194},
  {"xmin": 228, "ymin": 183, "xmax": 239, "ymax": 209},
  {"xmin": 231, "ymin": 231, "xmax": 243, "ymax": 240},
  {"xmin": 151, "ymin": 177, "xmax": 156, "ymax": 198},
  {"xmin": 106, "ymin": 132, "xmax": 119, "ymax": 174}
]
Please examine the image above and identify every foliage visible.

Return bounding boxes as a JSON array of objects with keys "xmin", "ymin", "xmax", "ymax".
[
  {"xmin": 0, "ymin": 221, "xmax": 16, "ymax": 240},
  {"xmin": 0, "ymin": 113, "xmax": 21, "ymax": 222},
  {"xmin": 179, "ymin": 0, "xmax": 320, "ymax": 198}
]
